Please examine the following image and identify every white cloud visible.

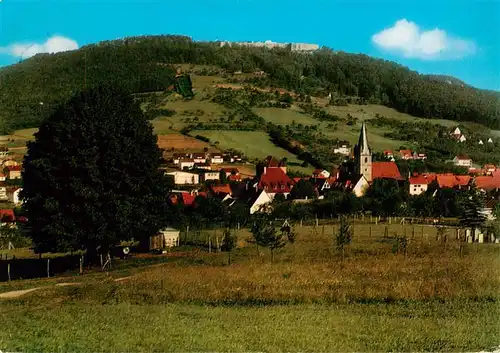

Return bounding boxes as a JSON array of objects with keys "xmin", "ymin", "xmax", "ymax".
[
  {"xmin": 372, "ymin": 19, "xmax": 476, "ymax": 60},
  {"xmin": 0, "ymin": 35, "xmax": 79, "ymax": 59}
]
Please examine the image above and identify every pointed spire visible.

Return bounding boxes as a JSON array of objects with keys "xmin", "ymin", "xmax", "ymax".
[{"xmin": 357, "ymin": 121, "xmax": 370, "ymax": 155}]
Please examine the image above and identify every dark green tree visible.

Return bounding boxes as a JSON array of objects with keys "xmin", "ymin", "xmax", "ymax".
[
  {"xmin": 458, "ymin": 187, "xmax": 486, "ymax": 233},
  {"xmin": 221, "ymin": 228, "xmax": 237, "ymax": 264},
  {"xmin": 335, "ymin": 215, "xmax": 353, "ymax": 261},
  {"xmin": 20, "ymin": 86, "xmax": 171, "ymax": 259},
  {"xmin": 251, "ymin": 216, "xmax": 290, "ymax": 262},
  {"xmin": 290, "ymin": 179, "xmax": 316, "ymax": 200}
]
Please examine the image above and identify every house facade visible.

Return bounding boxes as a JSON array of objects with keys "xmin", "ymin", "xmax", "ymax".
[
  {"xmin": 165, "ymin": 171, "xmax": 200, "ymax": 185},
  {"xmin": 453, "ymin": 155, "xmax": 472, "ymax": 168},
  {"xmin": 180, "ymin": 159, "xmax": 195, "ymax": 170},
  {"xmin": 7, "ymin": 187, "xmax": 22, "ymax": 205},
  {"xmin": 409, "ymin": 175, "xmax": 429, "ymax": 196}
]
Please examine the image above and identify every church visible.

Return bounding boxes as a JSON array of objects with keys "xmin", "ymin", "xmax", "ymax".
[{"xmin": 334, "ymin": 122, "xmax": 402, "ymax": 196}]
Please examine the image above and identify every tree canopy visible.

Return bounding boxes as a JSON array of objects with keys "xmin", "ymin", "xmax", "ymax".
[
  {"xmin": 1, "ymin": 35, "xmax": 499, "ymax": 134},
  {"xmin": 20, "ymin": 86, "xmax": 171, "ymax": 255}
]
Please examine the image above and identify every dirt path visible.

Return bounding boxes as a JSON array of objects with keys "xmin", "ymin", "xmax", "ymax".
[{"xmin": 0, "ymin": 287, "xmax": 43, "ymax": 299}]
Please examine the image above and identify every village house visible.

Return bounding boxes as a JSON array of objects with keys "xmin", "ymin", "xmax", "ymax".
[
  {"xmin": 200, "ymin": 170, "xmax": 220, "ymax": 182},
  {"xmin": 0, "ymin": 172, "xmax": 5, "ymax": 182},
  {"xmin": 311, "ymin": 169, "xmax": 331, "ymax": 179},
  {"xmin": 409, "ymin": 175, "xmax": 430, "ymax": 196},
  {"xmin": 399, "ymin": 149, "xmax": 413, "ymax": 160},
  {"xmin": 1, "ymin": 160, "xmax": 19, "ymax": 167},
  {"xmin": 0, "ymin": 182, "xmax": 7, "ymax": 200},
  {"xmin": 179, "ymin": 159, "xmax": 195, "ymax": 170},
  {"xmin": 191, "ymin": 153, "xmax": 207, "ymax": 164},
  {"xmin": 257, "ymin": 167, "xmax": 294, "ymax": 198},
  {"xmin": 249, "ymin": 190, "xmax": 274, "ymax": 214},
  {"xmin": 165, "ymin": 171, "xmax": 200, "ymax": 185},
  {"xmin": 210, "ymin": 154, "xmax": 224, "ymax": 164},
  {"xmin": 478, "ymin": 139, "xmax": 484, "ymax": 145},
  {"xmin": 0, "ymin": 146, "xmax": 9, "ymax": 159},
  {"xmin": 172, "ymin": 153, "xmax": 189, "ymax": 165},
  {"xmin": 7, "ymin": 187, "xmax": 22, "ymax": 205},
  {"xmin": 220, "ymin": 167, "xmax": 241, "ymax": 180},
  {"xmin": 451, "ymin": 127, "xmax": 467, "ymax": 142},
  {"xmin": 488, "ymin": 138, "xmax": 493, "ymax": 143},
  {"xmin": 453, "ymin": 155, "xmax": 472, "ymax": 168},
  {"xmin": 383, "ymin": 150, "xmax": 395, "ymax": 161},
  {"xmin": 5, "ymin": 165, "xmax": 22, "ymax": 179},
  {"xmin": 333, "ymin": 142, "xmax": 351, "ymax": 156},
  {"xmin": 484, "ymin": 164, "xmax": 497, "ymax": 174},
  {"xmin": 0, "ymin": 209, "xmax": 15, "ymax": 226},
  {"xmin": 413, "ymin": 152, "xmax": 427, "ymax": 160},
  {"xmin": 193, "ymin": 162, "xmax": 211, "ymax": 170},
  {"xmin": 474, "ymin": 172, "xmax": 500, "ymax": 192}
]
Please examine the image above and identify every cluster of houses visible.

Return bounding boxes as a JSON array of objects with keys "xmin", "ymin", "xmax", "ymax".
[
  {"xmin": 165, "ymin": 123, "xmax": 500, "ymax": 217},
  {"xmin": 383, "ymin": 149, "xmax": 427, "ymax": 161},
  {"xmin": 0, "ymin": 158, "xmax": 23, "ymax": 205},
  {"xmin": 450, "ymin": 126, "xmax": 493, "ymax": 145},
  {"xmin": 165, "ymin": 150, "xmax": 245, "ymax": 185}
]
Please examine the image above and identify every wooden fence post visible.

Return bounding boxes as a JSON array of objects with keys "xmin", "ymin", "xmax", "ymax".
[
  {"xmin": 47, "ymin": 258, "xmax": 50, "ymax": 278},
  {"xmin": 79, "ymin": 255, "xmax": 83, "ymax": 275},
  {"xmin": 369, "ymin": 226, "xmax": 372, "ymax": 237},
  {"xmin": 7, "ymin": 263, "xmax": 11, "ymax": 281},
  {"xmin": 322, "ymin": 225, "xmax": 325, "ymax": 236},
  {"xmin": 209, "ymin": 236, "xmax": 212, "ymax": 253},
  {"xmin": 300, "ymin": 219, "xmax": 303, "ymax": 228}
]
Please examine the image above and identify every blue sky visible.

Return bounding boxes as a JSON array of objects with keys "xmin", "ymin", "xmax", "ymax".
[{"xmin": 0, "ymin": 0, "xmax": 498, "ymax": 90}]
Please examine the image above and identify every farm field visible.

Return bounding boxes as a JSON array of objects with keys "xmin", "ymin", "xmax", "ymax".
[
  {"xmin": 253, "ymin": 107, "xmax": 318, "ymax": 126},
  {"xmin": 155, "ymin": 133, "xmax": 217, "ymax": 153},
  {"xmin": 189, "ymin": 130, "xmax": 314, "ymax": 173},
  {"xmin": 0, "ymin": 223, "xmax": 499, "ymax": 351}
]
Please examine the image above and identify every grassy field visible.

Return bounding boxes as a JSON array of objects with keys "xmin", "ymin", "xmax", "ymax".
[
  {"xmin": 1, "ymin": 223, "xmax": 499, "ymax": 351},
  {"xmin": 253, "ymin": 107, "xmax": 318, "ymax": 126},
  {"xmin": 189, "ymin": 130, "xmax": 314, "ymax": 173}
]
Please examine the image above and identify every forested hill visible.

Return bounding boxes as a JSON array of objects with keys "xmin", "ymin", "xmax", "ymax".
[{"xmin": 0, "ymin": 35, "xmax": 499, "ymax": 134}]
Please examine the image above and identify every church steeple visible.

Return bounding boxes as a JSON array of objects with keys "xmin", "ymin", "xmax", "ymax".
[{"xmin": 354, "ymin": 122, "xmax": 372, "ymax": 182}]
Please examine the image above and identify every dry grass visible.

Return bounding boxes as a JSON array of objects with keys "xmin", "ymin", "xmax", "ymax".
[{"xmin": 32, "ymin": 224, "xmax": 499, "ymax": 306}]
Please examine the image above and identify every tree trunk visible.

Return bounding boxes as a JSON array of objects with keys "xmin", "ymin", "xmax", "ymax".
[
  {"xmin": 271, "ymin": 248, "xmax": 274, "ymax": 263},
  {"xmin": 341, "ymin": 247, "xmax": 345, "ymax": 262}
]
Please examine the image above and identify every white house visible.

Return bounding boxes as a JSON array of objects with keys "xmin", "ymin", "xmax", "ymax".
[
  {"xmin": 250, "ymin": 190, "xmax": 274, "ymax": 214},
  {"xmin": 352, "ymin": 175, "xmax": 370, "ymax": 197},
  {"xmin": 0, "ymin": 172, "xmax": 5, "ymax": 182},
  {"xmin": 452, "ymin": 127, "xmax": 462, "ymax": 136},
  {"xmin": 7, "ymin": 188, "xmax": 22, "ymax": 205},
  {"xmin": 488, "ymin": 138, "xmax": 493, "ymax": 143},
  {"xmin": 0, "ymin": 183, "xmax": 7, "ymax": 200},
  {"xmin": 479, "ymin": 139, "xmax": 484, "ymax": 145},
  {"xmin": 191, "ymin": 153, "xmax": 207, "ymax": 164},
  {"xmin": 166, "ymin": 171, "xmax": 200, "ymax": 185},
  {"xmin": 333, "ymin": 144, "xmax": 351, "ymax": 156},
  {"xmin": 210, "ymin": 154, "xmax": 224, "ymax": 164},
  {"xmin": 180, "ymin": 159, "xmax": 195, "ymax": 170},
  {"xmin": 453, "ymin": 155, "xmax": 473, "ymax": 168},
  {"xmin": 459, "ymin": 135, "xmax": 467, "ymax": 143},
  {"xmin": 201, "ymin": 171, "xmax": 220, "ymax": 182},
  {"xmin": 409, "ymin": 175, "xmax": 429, "ymax": 196},
  {"xmin": 159, "ymin": 228, "xmax": 180, "ymax": 248},
  {"xmin": 312, "ymin": 169, "xmax": 330, "ymax": 179}
]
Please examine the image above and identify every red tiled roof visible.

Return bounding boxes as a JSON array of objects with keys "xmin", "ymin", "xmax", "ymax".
[
  {"xmin": 436, "ymin": 174, "xmax": 471, "ymax": 188},
  {"xmin": 258, "ymin": 167, "xmax": 294, "ymax": 193},
  {"xmin": 266, "ymin": 156, "xmax": 281, "ymax": 168},
  {"xmin": 372, "ymin": 162, "xmax": 402, "ymax": 180},
  {"xmin": 0, "ymin": 209, "xmax": 15, "ymax": 222},
  {"xmin": 383, "ymin": 150, "xmax": 393, "ymax": 155},
  {"xmin": 211, "ymin": 184, "xmax": 232, "ymax": 195},
  {"xmin": 399, "ymin": 149, "xmax": 412, "ymax": 157},
  {"xmin": 475, "ymin": 175, "xmax": 500, "ymax": 191},
  {"xmin": 409, "ymin": 175, "xmax": 429, "ymax": 185},
  {"xmin": 484, "ymin": 164, "xmax": 496, "ymax": 170},
  {"xmin": 455, "ymin": 155, "xmax": 470, "ymax": 160},
  {"xmin": 7, "ymin": 166, "xmax": 21, "ymax": 171},
  {"xmin": 181, "ymin": 192, "xmax": 207, "ymax": 206}
]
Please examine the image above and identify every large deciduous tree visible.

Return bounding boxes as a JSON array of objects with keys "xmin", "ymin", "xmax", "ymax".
[{"xmin": 21, "ymin": 86, "xmax": 171, "ymax": 257}]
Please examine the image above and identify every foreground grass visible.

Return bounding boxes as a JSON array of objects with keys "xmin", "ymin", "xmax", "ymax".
[
  {"xmin": 1, "ymin": 301, "xmax": 498, "ymax": 352},
  {"xmin": 1, "ymin": 225, "xmax": 499, "ymax": 351}
]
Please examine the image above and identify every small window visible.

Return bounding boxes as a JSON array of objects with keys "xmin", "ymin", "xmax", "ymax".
[{"xmin": 365, "ymin": 157, "xmax": 368, "ymax": 163}]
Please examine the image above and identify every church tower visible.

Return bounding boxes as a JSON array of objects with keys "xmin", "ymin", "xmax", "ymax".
[{"xmin": 354, "ymin": 122, "xmax": 372, "ymax": 182}]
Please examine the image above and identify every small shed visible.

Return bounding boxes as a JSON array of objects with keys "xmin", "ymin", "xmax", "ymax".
[{"xmin": 148, "ymin": 228, "xmax": 180, "ymax": 250}]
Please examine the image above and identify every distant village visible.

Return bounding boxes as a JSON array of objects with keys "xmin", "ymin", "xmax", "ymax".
[{"xmin": 2, "ymin": 123, "xmax": 500, "ymax": 226}]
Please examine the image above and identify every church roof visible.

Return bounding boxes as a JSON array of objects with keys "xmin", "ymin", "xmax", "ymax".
[
  {"xmin": 356, "ymin": 122, "xmax": 370, "ymax": 155},
  {"xmin": 372, "ymin": 162, "xmax": 402, "ymax": 180}
]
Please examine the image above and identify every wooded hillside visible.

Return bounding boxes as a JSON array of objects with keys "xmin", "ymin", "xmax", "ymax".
[{"xmin": 0, "ymin": 35, "xmax": 498, "ymax": 134}]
